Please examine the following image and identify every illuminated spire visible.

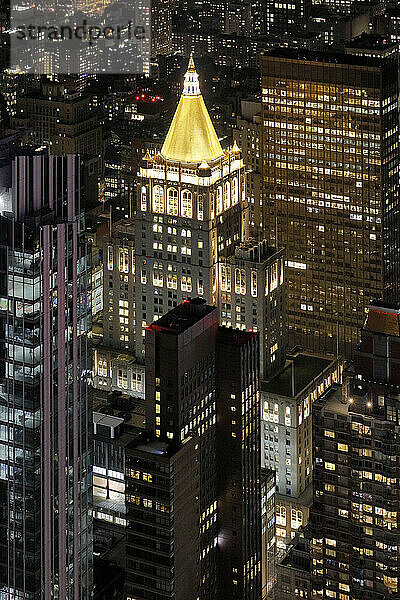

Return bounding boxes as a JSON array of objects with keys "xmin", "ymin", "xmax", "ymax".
[
  {"xmin": 160, "ymin": 56, "xmax": 224, "ymax": 164},
  {"xmin": 183, "ymin": 53, "xmax": 200, "ymax": 96},
  {"xmin": 231, "ymin": 140, "xmax": 241, "ymax": 154}
]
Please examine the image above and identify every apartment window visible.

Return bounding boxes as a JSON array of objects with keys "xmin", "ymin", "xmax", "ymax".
[
  {"xmin": 291, "ymin": 509, "xmax": 303, "ymax": 530},
  {"xmin": 167, "ymin": 274, "xmax": 177, "ymax": 289},
  {"xmin": 325, "ymin": 462, "xmax": 336, "ymax": 471},
  {"xmin": 181, "ymin": 276, "xmax": 192, "ymax": 292},
  {"xmin": 119, "ymin": 247, "xmax": 129, "ymax": 273},
  {"xmin": 117, "ymin": 368, "xmax": 128, "ymax": 389},
  {"xmin": 232, "ymin": 176, "xmax": 238, "ymax": 205},
  {"xmin": 221, "ymin": 265, "xmax": 232, "ymax": 292}
]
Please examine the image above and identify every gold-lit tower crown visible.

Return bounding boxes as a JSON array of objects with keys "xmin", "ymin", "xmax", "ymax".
[{"xmin": 161, "ymin": 55, "xmax": 224, "ymax": 164}]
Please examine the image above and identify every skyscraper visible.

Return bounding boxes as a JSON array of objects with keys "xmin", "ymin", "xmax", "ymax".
[
  {"xmin": 217, "ymin": 239, "xmax": 286, "ymax": 379},
  {"xmin": 233, "ymin": 99, "xmax": 263, "ymax": 235},
  {"xmin": 126, "ymin": 298, "xmax": 262, "ymax": 599},
  {"xmin": 0, "ymin": 152, "xmax": 93, "ymax": 599},
  {"xmin": 134, "ymin": 56, "xmax": 248, "ymax": 356},
  {"xmin": 215, "ymin": 326, "xmax": 261, "ymax": 599},
  {"xmin": 261, "ymin": 49, "xmax": 400, "ymax": 358},
  {"xmin": 311, "ymin": 301, "xmax": 400, "ymax": 599},
  {"xmin": 11, "ymin": 80, "xmax": 103, "ymax": 212},
  {"xmin": 261, "ymin": 350, "xmax": 341, "ymax": 550},
  {"xmin": 143, "ymin": 299, "xmax": 219, "ymax": 599}
]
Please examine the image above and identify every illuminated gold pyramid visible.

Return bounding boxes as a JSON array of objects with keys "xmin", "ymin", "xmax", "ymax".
[{"xmin": 161, "ymin": 56, "xmax": 224, "ymax": 164}]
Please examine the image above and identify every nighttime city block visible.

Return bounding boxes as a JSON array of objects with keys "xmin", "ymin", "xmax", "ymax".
[{"xmin": 0, "ymin": 0, "xmax": 399, "ymax": 597}]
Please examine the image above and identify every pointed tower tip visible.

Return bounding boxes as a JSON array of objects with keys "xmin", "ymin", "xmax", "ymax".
[
  {"xmin": 187, "ymin": 53, "xmax": 196, "ymax": 73},
  {"xmin": 160, "ymin": 54, "xmax": 224, "ymax": 163},
  {"xmin": 231, "ymin": 140, "xmax": 241, "ymax": 154},
  {"xmin": 183, "ymin": 54, "xmax": 200, "ymax": 96}
]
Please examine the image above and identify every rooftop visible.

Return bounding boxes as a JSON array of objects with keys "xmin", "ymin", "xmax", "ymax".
[
  {"xmin": 346, "ymin": 33, "xmax": 398, "ymax": 51},
  {"xmin": 277, "ymin": 482, "xmax": 313, "ymax": 507},
  {"xmin": 363, "ymin": 301, "xmax": 400, "ymax": 337},
  {"xmin": 127, "ymin": 432, "xmax": 192, "ymax": 458},
  {"xmin": 262, "ymin": 353, "xmax": 334, "ymax": 397},
  {"xmin": 261, "ymin": 47, "xmax": 396, "ymax": 68},
  {"xmin": 93, "ymin": 412, "xmax": 124, "ymax": 430},
  {"xmin": 233, "ymin": 239, "xmax": 282, "ymax": 264},
  {"xmin": 279, "ymin": 535, "xmax": 311, "ymax": 573},
  {"xmin": 320, "ymin": 384, "xmax": 348, "ymax": 417},
  {"xmin": 149, "ymin": 298, "xmax": 217, "ymax": 335},
  {"xmin": 217, "ymin": 326, "xmax": 257, "ymax": 346}
]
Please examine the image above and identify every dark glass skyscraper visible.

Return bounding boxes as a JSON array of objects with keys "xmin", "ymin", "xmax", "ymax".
[
  {"xmin": 0, "ymin": 152, "xmax": 93, "ymax": 600},
  {"xmin": 125, "ymin": 298, "xmax": 262, "ymax": 600}
]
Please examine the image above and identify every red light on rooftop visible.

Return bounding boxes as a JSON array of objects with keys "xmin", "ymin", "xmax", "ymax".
[
  {"xmin": 136, "ymin": 95, "xmax": 139, "ymax": 100},
  {"xmin": 141, "ymin": 94, "xmax": 145, "ymax": 98}
]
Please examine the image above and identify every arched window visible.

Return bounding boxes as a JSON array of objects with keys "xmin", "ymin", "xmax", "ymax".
[
  {"xmin": 197, "ymin": 195, "xmax": 204, "ymax": 220},
  {"xmin": 251, "ymin": 270, "xmax": 257, "ymax": 297},
  {"xmin": 224, "ymin": 181, "xmax": 230, "ymax": 210},
  {"xmin": 152, "ymin": 185, "xmax": 164, "ymax": 213},
  {"xmin": 235, "ymin": 268, "xmax": 246, "ymax": 295},
  {"xmin": 277, "ymin": 506, "xmax": 286, "ymax": 527},
  {"xmin": 216, "ymin": 186, "xmax": 223, "ymax": 214},
  {"xmin": 181, "ymin": 190, "xmax": 192, "ymax": 218},
  {"xmin": 231, "ymin": 177, "xmax": 238, "ymax": 205},
  {"xmin": 167, "ymin": 187, "xmax": 178, "ymax": 215}
]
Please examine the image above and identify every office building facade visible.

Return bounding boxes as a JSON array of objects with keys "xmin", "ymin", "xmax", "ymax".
[{"xmin": 261, "ymin": 49, "xmax": 400, "ymax": 358}]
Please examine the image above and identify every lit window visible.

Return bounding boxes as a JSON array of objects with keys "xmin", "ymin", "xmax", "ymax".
[
  {"xmin": 107, "ymin": 245, "xmax": 113, "ymax": 270},
  {"xmin": 181, "ymin": 190, "xmax": 192, "ymax": 218},
  {"xmin": 152, "ymin": 185, "xmax": 164, "ymax": 213},
  {"xmin": 234, "ymin": 268, "xmax": 246, "ymax": 294},
  {"xmin": 198, "ymin": 195, "xmax": 204, "ymax": 220},
  {"xmin": 167, "ymin": 187, "xmax": 178, "ymax": 215},
  {"xmin": 141, "ymin": 185, "xmax": 147, "ymax": 211},
  {"xmin": 251, "ymin": 270, "xmax": 257, "ymax": 297},
  {"xmin": 216, "ymin": 186, "xmax": 223, "ymax": 214}
]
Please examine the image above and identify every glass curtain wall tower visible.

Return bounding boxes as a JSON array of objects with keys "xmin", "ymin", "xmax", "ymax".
[{"xmin": 0, "ymin": 152, "xmax": 93, "ymax": 600}]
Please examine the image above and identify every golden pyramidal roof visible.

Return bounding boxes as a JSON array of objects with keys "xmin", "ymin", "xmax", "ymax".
[{"xmin": 161, "ymin": 56, "xmax": 224, "ymax": 164}]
